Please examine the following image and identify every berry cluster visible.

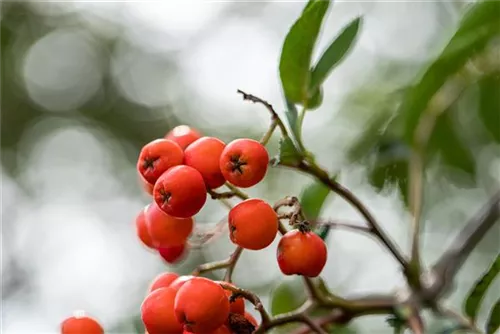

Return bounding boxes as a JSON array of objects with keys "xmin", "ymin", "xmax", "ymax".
[
  {"xmin": 135, "ymin": 125, "xmax": 273, "ymax": 262},
  {"xmin": 142, "ymin": 274, "xmax": 258, "ymax": 334},
  {"xmin": 60, "ymin": 124, "xmax": 328, "ymax": 334}
]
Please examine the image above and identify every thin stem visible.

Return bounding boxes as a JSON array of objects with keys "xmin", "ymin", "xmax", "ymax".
[
  {"xmin": 408, "ymin": 70, "xmax": 470, "ymax": 284},
  {"xmin": 260, "ymin": 119, "xmax": 278, "ymax": 145},
  {"xmin": 434, "ymin": 304, "xmax": 482, "ymax": 334},
  {"xmin": 207, "ymin": 189, "xmax": 237, "ymax": 200},
  {"xmin": 219, "ymin": 282, "xmax": 271, "ymax": 325},
  {"xmin": 225, "ymin": 182, "xmax": 250, "ymax": 200},
  {"xmin": 427, "ymin": 191, "xmax": 500, "ymax": 300},
  {"xmin": 296, "ymin": 105, "xmax": 308, "ymax": 153},
  {"xmin": 298, "ymin": 314, "xmax": 328, "ymax": 334},
  {"xmin": 314, "ymin": 219, "xmax": 372, "ymax": 234},
  {"xmin": 297, "ymin": 159, "xmax": 409, "ymax": 270},
  {"xmin": 223, "ymin": 246, "xmax": 243, "ymax": 283},
  {"xmin": 191, "ymin": 258, "xmax": 232, "ymax": 276},
  {"xmin": 237, "ymin": 89, "xmax": 288, "ymax": 136}
]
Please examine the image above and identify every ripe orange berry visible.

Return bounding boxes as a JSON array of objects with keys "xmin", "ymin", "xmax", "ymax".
[
  {"xmin": 149, "ymin": 272, "xmax": 180, "ymax": 292},
  {"xmin": 215, "ymin": 281, "xmax": 245, "ymax": 315},
  {"xmin": 136, "ymin": 206, "xmax": 155, "ymax": 250},
  {"xmin": 277, "ymin": 229, "xmax": 327, "ymax": 277},
  {"xmin": 228, "ymin": 199, "xmax": 278, "ymax": 250},
  {"xmin": 219, "ymin": 139, "xmax": 269, "ymax": 188},
  {"xmin": 61, "ymin": 312, "xmax": 103, "ymax": 334},
  {"xmin": 137, "ymin": 139, "xmax": 184, "ymax": 185},
  {"xmin": 174, "ymin": 277, "xmax": 230, "ymax": 333},
  {"xmin": 165, "ymin": 125, "xmax": 202, "ymax": 150},
  {"xmin": 146, "ymin": 202, "xmax": 194, "ymax": 247},
  {"xmin": 184, "ymin": 137, "xmax": 226, "ymax": 189},
  {"xmin": 141, "ymin": 287, "xmax": 183, "ymax": 334},
  {"xmin": 169, "ymin": 275, "xmax": 195, "ymax": 293},
  {"xmin": 140, "ymin": 175, "xmax": 155, "ymax": 196},
  {"xmin": 159, "ymin": 243, "xmax": 187, "ymax": 264},
  {"xmin": 153, "ymin": 165, "xmax": 207, "ymax": 218}
]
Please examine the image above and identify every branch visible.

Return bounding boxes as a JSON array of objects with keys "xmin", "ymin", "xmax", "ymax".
[
  {"xmin": 223, "ymin": 246, "xmax": 243, "ymax": 282},
  {"xmin": 408, "ymin": 65, "xmax": 471, "ymax": 284},
  {"xmin": 294, "ymin": 159, "xmax": 409, "ymax": 270},
  {"xmin": 427, "ymin": 191, "xmax": 500, "ymax": 300},
  {"xmin": 191, "ymin": 246, "xmax": 243, "ymax": 278},
  {"xmin": 313, "ymin": 219, "xmax": 372, "ymax": 234},
  {"xmin": 237, "ymin": 89, "xmax": 288, "ymax": 137},
  {"xmin": 219, "ymin": 282, "xmax": 271, "ymax": 325}
]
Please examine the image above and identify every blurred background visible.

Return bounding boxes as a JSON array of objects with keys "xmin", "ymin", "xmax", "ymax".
[{"xmin": 1, "ymin": 1, "xmax": 499, "ymax": 333}]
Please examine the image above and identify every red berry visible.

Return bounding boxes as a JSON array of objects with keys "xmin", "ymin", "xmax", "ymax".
[
  {"xmin": 61, "ymin": 312, "xmax": 103, "ymax": 334},
  {"xmin": 215, "ymin": 281, "xmax": 245, "ymax": 315},
  {"xmin": 159, "ymin": 243, "xmax": 187, "ymax": 264},
  {"xmin": 139, "ymin": 175, "xmax": 155, "ymax": 196},
  {"xmin": 141, "ymin": 287, "xmax": 184, "ymax": 334},
  {"xmin": 149, "ymin": 272, "xmax": 179, "ymax": 292},
  {"xmin": 146, "ymin": 202, "xmax": 194, "ymax": 247},
  {"xmin": 228, "ymin": 199, "xmax": 278, "ymax": 250},
  {"xmin": 137, "ymin": 139, "xmax": 184, "ymax": 185},
  {"xmin": 165, "ymin": 125, "xmax": 202, "ymax": 150},
  {"xmin": 174, "ymin": 277, "xmax": 230, "ymax": 333},
  {"xmin": 169, "ymin": 275, "xmax": 195, "ymax": 293},
  {"xmin": 153, "ymin": 165, "xmax": 207, "ymax": 218},
  {"xmin": 135, "ymin": 207, "xmax": 155, "ymax": 250},
  {"xmin": 184, "ymin": 137, "xmax": 226, "ymax": 189},
  {"xmin": 277, "ymin": 230, "xmax": 327, "ymax": 277},
  {"xmin": 219, "ymin": 139, "xmax": 269, "ymax": 188}
]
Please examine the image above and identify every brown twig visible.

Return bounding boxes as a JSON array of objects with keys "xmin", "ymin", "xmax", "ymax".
[
  {"xmin": 223, "ymin": 246, "xmax": 243, "ymax": 282},
  {"xmin": 313, "ymin": 219, "xmax": 372, "ymax": 234},
  {"xmin": 219, "ymin": 282, "xmax": 271, "ymax": 325},
  {"xmin": 294, "ymin": 159, "xmax": 409, "ymax": 271},
  {"xmin": 237, "ymin": 89, "xmax": 288, "ymax": 136},
  {"xmin": 408, "ymin": 68, "xmax": 471, "ymax": 286},
  {"xmin": 426, "ymin": 191, "xmax": 500, "ymax": 300}
]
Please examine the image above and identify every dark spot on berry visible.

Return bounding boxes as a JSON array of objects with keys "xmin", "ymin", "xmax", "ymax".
[
  {"xmin": 159, "ymin": 189, "xmax": 171, "ymax": 204},
  {"xmin": 229, "ymin": 155, "xmax": 247, "ymax": 174},
  {"xmin": 143, "ymin": 157, "xmax": 159, "ymax": 170}
]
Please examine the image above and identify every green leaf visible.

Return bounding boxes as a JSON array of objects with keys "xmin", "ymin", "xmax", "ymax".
[
  {"xmin": 273, "ymin": 135, "xmax": 302, "ymax": 166},
  {"xmin": 478, "ymin": 74, "xmax": 500, "ymax": 143},
  {"xmin": 368, "ymin": 138, "xmax": 410, "ymax": 204},
  {"xmin": 399, "ymin": 1, "xmax": 500, "ymax": 143},
  {"xmin": 486, "ymin": 298, "xmax": 500, "ymax": 334},
  {"xmin": 270, "ymin": 277, "xmax": 307, "ymax": 316},
  {"xmin": 429, "ymin": 111, "xmax": 476, "ymax": 176},
  {"xmin": 279, "ymin": 0, "xmax": 330, "ymax": 104},
  {"xmin": 464, "ymin": 253, "xmax": 500, "ymax": 323},
  {"xmin": 309, "ymin": 16, "xmax": 362, "ymax": 93},
  {"xmin": 284, "ymin": 98, "xmax": 301, "ymax": 146},
  {"xmin": 300, "ymin": 180, "xmax": 330, "ymax": 220},
  {"xmin": 306, "ymin": 86, "xmax": 324, "ymax": 110}
]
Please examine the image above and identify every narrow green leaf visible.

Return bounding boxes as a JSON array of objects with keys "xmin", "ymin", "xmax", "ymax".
[
  {"xmin": 464, "ymin": 253, "xmax": 500, "ymax": 323},
  {"xmin": 400, "ymin": 1, "xmax": 500, "ymax": 143},
  {"xmin": 284, "ymin": 97, "xmax": 301, "ymax": 146},
  {"xmin": 274, "ymin": 136, "xmax": 302, "ymax": 166},
  {"xmin": 429, "ymin": 111, "xmax": 476, "ymax": 176},
  {"xmin": 309, "ymin": 16, "xmax": 362, "ymax": 93},
  {"xmin": 300, "ymin": 180, "xmax": 330, "ymax": 220},
  {"xmin": 270, "ymin": 278, "xmax": 307, "ymax": 316},
  {"xmin": 306, "ymin": 86, "xmax": 324, "ymax": 110},
  {"xmin": 368, "ymin": 138, "xmax": 410, "ymax": 205},
  {"xmin": 486, "ymin": 298, "xmax": 500, "ymax": 334},
  {"xmin": 478, "ymin": 74, "xmax": 500, "ymax": 143},
  {"xmin": 279, "ymin": 0, "xmax": 330, "ymax": 104}
]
